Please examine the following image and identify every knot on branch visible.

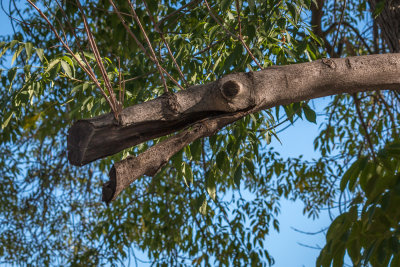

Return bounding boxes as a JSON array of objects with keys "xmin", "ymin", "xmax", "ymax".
[
  {"xmin": 161, "ymin": 91, "xmax": 181, "ymax": 118},
  {"xmin": 322, "ymin": 58, "xmax": 336, "ymax": 69},
  {"xmin": 221, "ymin": 80, "xmax": 241, "ymax": 99},
  {"xmin": 218, "ymin": 73, "xmax": 256, "ymax": 111}
]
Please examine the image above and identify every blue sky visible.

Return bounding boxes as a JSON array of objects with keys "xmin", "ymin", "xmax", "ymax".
[
  {"xmin": 0, "ymin": 3, "xmax": 338, "ymax": 266},
  {"xmin": 267, "ymin": 99, "xmax": 334, "ymax": 267}
]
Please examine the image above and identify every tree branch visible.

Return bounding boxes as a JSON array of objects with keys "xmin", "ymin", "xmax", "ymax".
[
  {"xmin": 102, "ymin": 111, "xmax": 248, "ymax": 202},
  {"xmin": 68, "ymin": 54, "xmax": 400, "ymax": 167}
]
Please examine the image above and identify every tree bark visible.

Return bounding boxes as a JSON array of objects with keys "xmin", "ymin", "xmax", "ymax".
[
  {"xmin": 369, "ymin": 0, "xmax": 400, "ymax": 53},
  {"xmin": 66, "ymin": 54, "xmax": 400, "ymax": 202}
]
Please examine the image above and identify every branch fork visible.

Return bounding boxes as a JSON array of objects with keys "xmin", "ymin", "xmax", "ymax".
[{"xmin": 65, "ymin": 54, "xmax": 400, "ymax": 202}]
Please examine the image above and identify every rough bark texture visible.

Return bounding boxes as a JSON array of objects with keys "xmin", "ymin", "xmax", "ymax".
[
  {"xmin": 369, "ymin": 0, "xmax": 400, "ymax": 53},
  {"xmin": 102, "ymin": 111, "xmax": 248, "ymax": 202},
  {"xmin": 69, "ymin": 54, "xmax": 400, "ymax": 166},
  {"xmin": 66, "ymin": 54, "xmax": 400, "ymax": 201}
]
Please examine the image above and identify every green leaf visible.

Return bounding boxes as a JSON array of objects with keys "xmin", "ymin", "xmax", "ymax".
[
  {"xmin": 1, "ymin": 111, "xmax": 14, "ymax": 129},
  {"xmin": 303, "ymin": 104, "xmax": 317, "ymax": 123},
  {"xmin": 182, "ymin": 162, "xmax": 193, "ymax": 187},
  {"xmin": 46, "ymin": 59, "xmax": 60, "ymax": 73},
  {"xmin": 61, "ymin": 60, "xmax": 73, "ymax": 78},
  {"xmin": 206, "ymin": 171, "xmax": 216, "ymax": 200},
  {"xmin": 194, "ymin": 194, "xmax": 206, "ymax": 213},
  {"xmin": 36, "ymin": 48, "xmax": 44, "ymax": 62},
  {"xmin": 190, "ymin": 140, "xmax": 202, "ymax": 161},
  {"xmin": 24, "ymin": 42, "xmax": 33, "ymax": 61},
  {"xmin": 199, "ymin": 198, "xmax": 207, "ymax": 215},
  {"xmin": 83, "ymin": 51, "xmax": 95, "ymax": 60},
  {"xmin": 0, "ymin": 42, "xmax": 9, "ymax": 58},
  {"xmin": 244, "ymin": 158, "xmax": 255, "ymax": 176},
  {"xmin": 220, "ymin": 0, "xmax": 232, "ymax": 12},
  {"xmin": 340, "ymin": 160, "xmax": 359, "ymax": 191},
  {"xmin": 233, "ymin": 164, "xmax": 242, "ymax": 188},
  {"xmin": 373, "ymin": 0, "xmax": 386, "ymax": 18},
  {"xmin": 385, "ymin": 143, "xmax": 400, "ymax": 158},
  {"xmin": 11, "ymin": 45, "xmax": 24, "ymax": 66},
  {"xmin": 71, "ymin": 83, "xmax": 83, "ymax": 95},
  {"xmin": 216, "ymin": 151, "xmax": 227, "ymax": 170},
  {"xmin": 7, "ymin": 67, "xmax": 17, "ymax": 84},
  {"xmin": 82, "ymin": 82, "xmax": 91, "ymax": 91},
  {"xmin": 9, "ymin": 40, "xmax": 18, "ymax": 49},
  {"xmin": 62, "ymin": 56, "xmax": 75, "ymax": 75}
]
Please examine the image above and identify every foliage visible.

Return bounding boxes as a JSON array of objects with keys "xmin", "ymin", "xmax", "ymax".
[
  {"xmin": 318, "ymin": 142, "xmax": 400, "ymax": 266},
  {"xmin": 0, "ymin": 0, "xmax": 399, "ymax": 266}
]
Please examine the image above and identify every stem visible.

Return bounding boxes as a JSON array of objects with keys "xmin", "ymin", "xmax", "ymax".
[
  {"xmin": 143, "ymin": 0, "xmax": 188, "ymax": 87},
  {"xmin": 27, "ymin": 0, "xmax": 118, "ymax": 116},
  {"xmin": 126, "ymin": 0, "xmax": 168, "ymax": 93},
  {"xmin": 352, "ymin": 93, "xmax": 376, "ymax": 161}
]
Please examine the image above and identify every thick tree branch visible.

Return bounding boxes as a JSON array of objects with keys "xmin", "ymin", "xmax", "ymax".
[
  {"xmin": 68, "ymin": 54, "xmax": 400, "ymax": 167},
  {"xmin": 102, "ymin": 111, "xmax": 248, "ymax": 203}
]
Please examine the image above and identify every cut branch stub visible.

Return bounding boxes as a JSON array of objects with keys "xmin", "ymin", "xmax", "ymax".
[
  {"xmin": 221, "ymin": 80, "xmax": 241, "ymax": 99},
  {"xmin": 218, "ymin": 72, "xmax": 256, "ymax": 111}
]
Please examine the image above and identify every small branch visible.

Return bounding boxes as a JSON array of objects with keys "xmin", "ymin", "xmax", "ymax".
[
  {"xmin": 203, "ymin": 0, "xmax": 263, "ymax": 69},
  {"xmin": 54, "ymin": 0, "xmax": 100, "ymax": 94},
  {"xmin": 203, "ymin": 0, "xmax": 236, "ymax": 38},
  {"xmin": 117, "ymin": 57, "xmax": 123, "ymax": 109},
  {"xmin": 123, "ymin": 70, "xmax": 156, "ymax": 82},
  {"xmin": 26, "ymin": 0, "xmax": 117, "ymax": 117},
  {"xmin": 352, "ymin": 93, "xmax": 376, "ymax": 161},
  {"xmin": 192, "ymin": 37, "xmax": 228, "ymax": 57},
  {"xmin": 109, "ymin": 0, "xmax": 184, "ymax": 90},
  {"xmin": 332, "ymin": 0, "xmax": 347, "ymax": 49},
  {"xmin": 142, "ymin": 0, "xmax": 188, "ymax": 87},
  {"xmin": 156, "ymin": 0, "xmax": 201, "ymax": 30},
  {"xmin": 76, "ymin": 0, "xmax": 119, "ymax": 115},
  {"xmin": 235, "ymin": 0, "xmax": 242, "ymax": 37},
  {"xmin": 375, "ymin": 91, "xmax": 397, "ymax": 137},
  {"xmin": 323, "ymin": 21, "xmax": 373, "ymax": 54},
  {"xmin": 126, "ymin": 1, "xmax": 168, "ymax": 93}
]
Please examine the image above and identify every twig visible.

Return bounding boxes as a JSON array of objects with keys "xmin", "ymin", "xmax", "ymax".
[
  {"xmin": 375, "ymin": 91, "xmax": 397, "ymax": 137},
  {"xmin": 323, "ymin": 21, "xmax": 373, "ymax": 54},
  {"xmin": 54, "ymin": 1, "xmax": 90, "ymax": 70},
  {"xmin": 76, "ymin": 0, "xmax": 119, "ymax": 113},
  {"xmin": 332, "ymin": 0, "xmax": 347, "ymax": 49},
  {"xmin": 192, "ymin": 37, "xmax": 228, "ymax": 57},
  {"xmin": 156, "ymin": 0, "xmax": 201, "ymax": 30},
  {"xmin": 235, "ymin": 0, "xmax": 242, "ymax": 37},
  {"xmin": 109, "ymin": 0, "xmax": 184, "ymax": 90},
  {"xmin": 26, "ymin": 0, "xmax": 118, "ymax": 117},
  {"xmin": 291, "ymin": 226, "xmax": 328, "ymax": 235},
  {"xmin": 203, "ymin": 0, "xmax": 263, "ymax": 69},
  {"xmin": 143, "ymin": 0, "xmax": 188, "ymax": 87},
  {"xmin": 117, "ymin": 57, "xmax": 123, "ymax": 108},
  {"xmin": 352, "ymin": 93, "xmax": 376, "ymax": 161},
  {"xmin": 126, "ymin": 1, "xmax": 168, "ymax": 93},
  {"xmin": 203, "ymin": 0, "xmax": 237, "ymax": 39},
  {"xmin": 123, "ymin": 70, "xmax": 156, "ymax": 82}
]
